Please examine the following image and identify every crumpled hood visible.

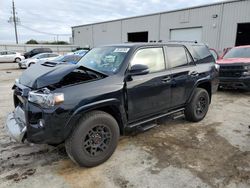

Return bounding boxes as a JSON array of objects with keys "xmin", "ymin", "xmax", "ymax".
[
  {"xmin": 19, "ymin": 63, "xmax": 78, "ymax": 89},
  {"xmin": 217, "ymin": 58, "xmax": 250, "ymax": 64}
]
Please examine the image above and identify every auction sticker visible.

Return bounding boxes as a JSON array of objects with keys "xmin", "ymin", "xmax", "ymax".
[{"xmin": 114, "ymin": 48, "xmax": 130, "ymax": 53}]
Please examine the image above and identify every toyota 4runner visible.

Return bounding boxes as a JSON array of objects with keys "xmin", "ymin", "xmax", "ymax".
[{"xmin": 6, "ymin": 43, "xmax": 219, "ymax": 167}]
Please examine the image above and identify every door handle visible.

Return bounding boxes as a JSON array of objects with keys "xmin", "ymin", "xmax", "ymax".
[
  {"xmin": 162, "ymin": 76, "xmax": 171, "ymax": 83},
  {"xmin": 190, "ymin": 71, "xmax": 199, "ymax": 77}
]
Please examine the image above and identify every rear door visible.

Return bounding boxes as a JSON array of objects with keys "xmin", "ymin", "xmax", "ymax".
[
  {"xmin": 6, "ymin": 51, "xmax": 16, "ymax": 62},
  {"xmin": 165, "ymin": 45, "xmax": 198, "ymax": 108},
  {"xmin": 0, "ymin": 51, "xmax": 8, "ymax": 62},
  {"xmin": 126, "ymin": 47, "xmax": 172, "ymax": 122}
]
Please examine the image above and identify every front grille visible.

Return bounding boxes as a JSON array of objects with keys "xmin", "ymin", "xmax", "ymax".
[{"xmin": 219, "ymin": 65, "xmax": 245, "ymax": 78}]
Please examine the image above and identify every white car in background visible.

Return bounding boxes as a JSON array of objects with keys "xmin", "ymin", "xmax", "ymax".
[
  {"xmin": 0, "ymin": 51, "xmax": 25, "ymax": 63},
  {"xmin": 18, "ymin": 53, "xmax": 59, "ymax": 68}
]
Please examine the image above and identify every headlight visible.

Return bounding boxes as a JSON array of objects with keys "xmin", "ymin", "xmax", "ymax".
[
  {"xmin": 28, "ymin": 88, "xmax": 64, "ymax": 108},
  {"xmin": 215, "ymin": 64, "xmax": 220, "ymax": 71},
  {"xmin": 243, "ymin": 65, "xmax": 250, "ymax": 76}
]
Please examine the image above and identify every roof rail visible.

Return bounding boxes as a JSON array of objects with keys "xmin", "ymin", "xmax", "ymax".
[{"xmin": 169, "ymin": 40, "xmax": 198, "ymax": 43}]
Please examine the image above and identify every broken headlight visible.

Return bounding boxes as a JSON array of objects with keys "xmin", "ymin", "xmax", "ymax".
[{"xmin": 28, "ymin": 88, "xmax": 64, "ymax": 108}]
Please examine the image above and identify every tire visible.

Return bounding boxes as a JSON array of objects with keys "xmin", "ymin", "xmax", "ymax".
[
  {"xmin": 185, "ymin": 88, "xmax": 210, "ymax": 122},
  {"xmin": 65, "ymin": 111, "xmax": 120, "ymax": 167},
  {"xmin": 14, "ymin": 57, "xmax": 21, "ymax": 63}
]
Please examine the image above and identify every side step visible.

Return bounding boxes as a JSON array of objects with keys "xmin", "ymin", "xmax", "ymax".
[
  {"xmin": 172, "ymin": 111, "xmax": 185, "ymax": 120},
  {"xmin": 127, "ymin": 108, "xmax": 185, "ymax": 129},
  {"xmin": 137, "ymin": 123, "xmax": 159, "ymax": 132}
]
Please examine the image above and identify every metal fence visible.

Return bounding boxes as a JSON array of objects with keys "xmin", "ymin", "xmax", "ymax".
[{"xmin": 0, "ymin": 44, "xmax": 80, "ymax": 55}]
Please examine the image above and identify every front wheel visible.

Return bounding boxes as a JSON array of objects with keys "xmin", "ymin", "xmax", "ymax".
[
  {"xmin": 65, "ymin": 111, "xmax": 120, "ymax": 167},
  {"xmin": 185, "ymin": 88, "xmax": 210, "ymax": 122}
]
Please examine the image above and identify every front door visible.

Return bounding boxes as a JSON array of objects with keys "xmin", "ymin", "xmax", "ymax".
[{"xmin": 126, "ymin": 47, "xmax": 171, "ymax": 122}]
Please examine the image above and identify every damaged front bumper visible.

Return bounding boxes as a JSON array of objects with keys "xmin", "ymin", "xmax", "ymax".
[{"xmin": 6, "ymin": 106, "xmax": 27, "ymax": 142}]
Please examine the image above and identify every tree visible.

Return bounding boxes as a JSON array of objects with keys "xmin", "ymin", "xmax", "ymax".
[{"xmin": 26, "ymin": 39, "xmax": 38, "ymax": 44}]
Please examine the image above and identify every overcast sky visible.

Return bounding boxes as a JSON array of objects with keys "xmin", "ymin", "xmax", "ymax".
[{"xmin": 0, "ymin": 0, "xmax": 222, "ymax": 44}]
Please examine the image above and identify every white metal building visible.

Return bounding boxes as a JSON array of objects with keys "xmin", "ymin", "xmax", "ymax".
[{"xmin": 72, "ymin": 0, "xmax": 250, "ymax": 53}]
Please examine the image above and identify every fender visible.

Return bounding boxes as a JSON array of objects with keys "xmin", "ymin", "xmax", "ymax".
[
  {"xmin": 63, "ymin": 98, "xmax": 124, "ymax": 139},
  {"xmin": 187, "ymin": 75, "xmax": 212, "ymax": 104}
]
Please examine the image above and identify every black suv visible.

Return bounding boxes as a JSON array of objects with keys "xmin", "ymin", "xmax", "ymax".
[
  {"xmin": 24, "ymin": 48, "xmax": 52, "ymax": 58},
  {"xmin": 6, "ymin": 43, "xmax": 218, "ymax": 167}
]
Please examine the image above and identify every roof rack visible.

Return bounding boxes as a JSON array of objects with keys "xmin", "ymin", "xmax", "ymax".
[{"xmin": 169, "ymin": 40, "xmax": 198, "ymax": 43}]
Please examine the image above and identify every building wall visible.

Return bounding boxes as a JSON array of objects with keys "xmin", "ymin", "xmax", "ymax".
[
  {"xmin": 219, "ymin": 0, "xmax": 250, "ymax": 50},
  {"xmin": 121, "ymin": 15, "xmax": 160, "ymax": 43},
  {"xmin": 93, "ymin": 21, "xmax": 122, "ymax": 46},
  {"xmin": 72, "ymin": 0, "xmax": 250, "ymax": 53},
  {"xmin": 160, "ymin": 4, "xmax": 221, "ymax": 50},
  {"xmin": 73, "ymin": 25, "xmax": 93, "ymax": 48}
]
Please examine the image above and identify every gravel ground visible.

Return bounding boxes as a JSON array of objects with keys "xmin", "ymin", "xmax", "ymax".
[{"xmin": 0, "ymin": 63, "xmax": 250, "ymax": 188}]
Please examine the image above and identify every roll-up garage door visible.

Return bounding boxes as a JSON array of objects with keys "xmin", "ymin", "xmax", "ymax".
[{"xmin": 170, "ymin": 27, "xmax": 202, "ymax": 42}]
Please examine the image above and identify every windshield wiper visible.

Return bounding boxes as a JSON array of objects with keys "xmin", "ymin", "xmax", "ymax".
[{"xmin": 77, "ymin": 65, "xmax": 108, "ymax": 76}]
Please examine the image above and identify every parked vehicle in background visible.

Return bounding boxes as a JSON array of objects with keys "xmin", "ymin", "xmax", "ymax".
[
  {"xmin": 217, "ymin": 45, "xmax": 250, "ymax": 90},
  {"xmin": 73, "ymin": 49, "xmax": 89, "ymax": 56},
  {"xmin": 53, "ymin": 54, "xmax": 84, "ymax": 64},
  {"xmin": 6, "ymin": 42, "xmax": 218, "ymax": 167},
  {"xmin": 19, "ymin": 53, "xmax": 59, "ymax": 68},
  {"xmin": 0, "ymin": 51, "xmax": 25, "ymax": 63},
  {"xmin": 24, "ymin": 48, "xmax": 52, "ymax": 59}
]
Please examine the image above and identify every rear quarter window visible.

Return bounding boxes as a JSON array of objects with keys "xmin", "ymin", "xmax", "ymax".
[
  {"xmin": 166, "ymin": 46, "xmax": 191, "ymax": 68},
  {"xmin": 187, "ymin": 45, "xmax": 213, "ymax": 63}
]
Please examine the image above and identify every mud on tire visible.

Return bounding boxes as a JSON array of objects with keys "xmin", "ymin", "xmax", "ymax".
[{"xmin": 65, "ymin": 110, "xmax": 120, "ymax": 167}]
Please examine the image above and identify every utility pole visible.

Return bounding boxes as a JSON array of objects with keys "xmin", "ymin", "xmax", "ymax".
[{"xmin": 12, "ymin": 0, "xmax": 18, "ymax": 44}]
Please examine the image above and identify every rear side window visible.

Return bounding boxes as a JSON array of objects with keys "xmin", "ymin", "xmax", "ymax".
[
  {"xmin": 166, "ymin": 46, "xmax": 189, "ymax": 68},
  {"xmin": 7, "ymin": 51, "xmax": 16, "ymax": 55},
  {"xmin": 0, "ymin": 51, "xmax": 7, "ymax": 55},
  {"xmin": 187, "ymin": 45, "xmax": 211, "ymax": 61},
  {"xmin": 48, "ymin": 54, "xmax": 57, "ymax": 57},
  {"xmin": 131, "ymin": 48, "xmax": 165, "ymax": 73}
]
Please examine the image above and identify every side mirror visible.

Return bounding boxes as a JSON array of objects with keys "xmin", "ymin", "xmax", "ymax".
[{"xmin": 129, "ymin": 64, "xmax": 149, "ymax": 76}]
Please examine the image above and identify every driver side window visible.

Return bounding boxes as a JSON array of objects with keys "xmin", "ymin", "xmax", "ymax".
[{"xmin": 131, "ymin": 48, "xmax": 165, "ymax": 73}]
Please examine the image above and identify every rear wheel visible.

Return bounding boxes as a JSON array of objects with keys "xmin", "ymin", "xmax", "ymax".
[
  {"xmin": 15, "ymin": 57, "xmax": 21, "ymax": 63},
  {"xmin": 65, "ymin": 111, "xmax": 119, "ymax": 167},
  {"xmin": 185, "ymin": 88, "xmax": 210, "ymax": 122}
]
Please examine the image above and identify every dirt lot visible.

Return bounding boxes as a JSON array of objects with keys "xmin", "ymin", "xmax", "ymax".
[{"xmin": 0, "ymin": 63, "xmax": 249, "ymax": 188}]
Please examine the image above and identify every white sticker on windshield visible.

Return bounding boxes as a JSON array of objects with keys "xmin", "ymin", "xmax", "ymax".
[{"xmin": 113, "ymin": 48, "xmax": 130, "ymax": 53}]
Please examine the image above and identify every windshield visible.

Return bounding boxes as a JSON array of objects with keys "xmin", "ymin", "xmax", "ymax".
[
  {"xmin": 32, "ymin": 53, "xmax": 45, "ymax": 59},
  {"xmin": 77, "ymin": 47, "xmax": 130, "ymax": 74},
  {"xmin": 52, "ymin": 55, "xmax": 64, "ymax": 61},
  {"xmin": 224, "ymin": 47, "xmax": 250, "ymax": 58}
]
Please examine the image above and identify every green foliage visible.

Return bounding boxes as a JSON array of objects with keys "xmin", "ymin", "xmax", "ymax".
[{"xmin": 26, "ymin": 39, "xmax": 38, "ymax": 44}]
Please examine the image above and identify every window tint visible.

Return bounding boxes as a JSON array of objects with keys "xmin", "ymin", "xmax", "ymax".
[
  {"xmin": 7, "ymin": 51, "xmax": 16, "ymax": 55},
  {"xmin": 0, "ymin": 51, "xmax": 7, "ymax": 55},
  {"xmin": 131, "ymin": 48, "xmax": 165, "ymax": 73},
  {"xmin": 187, "ymin": 45, "xmax": 211, "ymax": 61},
  {"xmin": 167, "ymin": 46, "xmax": 188, "ymax": 68},
  {"xmin": 48, "ymin": 54, "xmax": 57, "ymax": 57}
]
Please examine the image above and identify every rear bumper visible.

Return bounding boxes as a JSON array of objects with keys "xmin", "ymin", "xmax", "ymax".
[
  {"xmin": 5, "ymin": 106, "xmax": 27, "ymax": 142},
  {"xmin": 219, "ymin": 76, "xmax": 250, "ymax": 90}
]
